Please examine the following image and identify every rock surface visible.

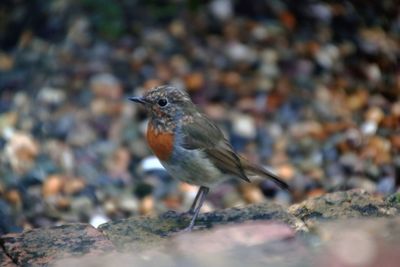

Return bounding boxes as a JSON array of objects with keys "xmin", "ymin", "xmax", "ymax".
[
  {"xmin": 98, "ymin": 201, "xmax": 306, "ymax": 251},
  {"xmin": 0, "ymin": 224, "xmax": 115, "ymax": 266},
  {"xmin": 0, "ymin": 247, "xmax": 16, "ymax": 267},
  {"xmin": 313, "ymin": 217, "xmax": 400, "ymax": 267},
  {"xmin": 288, "ymin": 189, "xmax": 399, "ymax": 226},
  {"xmin": 55, "ymin": 217, "xmax": 400, "ymax": 267},
  {"xmin": 56, "ymin": 222, "xmax": 307, "ymax": 267},
  {"xmin": 1, "ymin": 190, "xmax": 400, "ymax": 266}
]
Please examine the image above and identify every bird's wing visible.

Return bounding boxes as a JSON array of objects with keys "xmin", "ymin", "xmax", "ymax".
[
  {"xmin": 181, "ymin": 114, "xmax": 250, "ymax": 182},
  {"xmin": 181, "ymin": 113, "xmax": 289, "ymax": 190}
]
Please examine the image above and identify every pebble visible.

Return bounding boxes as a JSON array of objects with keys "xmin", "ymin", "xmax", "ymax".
[
  {"xmin": 118, "ymin": 195, "xmax": 138, "ymax": 213},
  {"xmin": 139, "ymin": 195, "xmax": 155, "ymax": 215},
  {"xmin": 42, "ymin": 175, "xmax": 64, "ymax": 198},
  {"xmin": 5, "ymin": 132, "xmax": 39, "ymax": 174},
  {"xmin": 63, "ymin": 178, "xmax": 86, "ymax": 195}
]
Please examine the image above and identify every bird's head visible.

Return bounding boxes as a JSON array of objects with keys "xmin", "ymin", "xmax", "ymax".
[{"xmin": 129, "ymin": 85, "xmax": 194, "ymax": 119}]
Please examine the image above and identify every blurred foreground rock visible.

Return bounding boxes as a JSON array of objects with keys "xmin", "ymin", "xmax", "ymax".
[
  {"xmin": 57, "ymin": 222, "xmax": 305, "ymax": 267},
  {"xmin": 313, "ymin": 217, "xmax": 400, "ymax": 267},
  {"xmin": 56, "ymin": 217, "xmax": 400, "ymax": 267},
  {"xmin": 1, "ymin": 190, "xmax": 400, "ymax": 266},
  {"xmin": 0, "ymin": 247, "xmax": 16, "ymax": 267}
]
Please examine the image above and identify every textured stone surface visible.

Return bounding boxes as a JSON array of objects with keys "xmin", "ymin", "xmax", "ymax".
[
  {"xmin": 3, "ymin": 190, "xmax": 400, "ymax": 266},
  {"xmin": 0, "ymin": 223, "xmax": 115, "ymax": 266},
  {"xmin": 169, "ymin": 221, "xmax": 305, "ymax": 265},
  {"xmin": 56, "ymin": 222, "xmax": 308, "ymax": 267},
  {"xmin": 312, "ymin": 217, "xmax": 400, "ymax": 267},
  {"xmin": 288, "ymin": 189, "xmax": 399, "ymax": 226},
  {"xmin": 98, "ymin": 202, "xmax": 306, "ymax": 251},
  {"xmin": 0, "ymin": 247, "xmax": 16, "ymax": 267},
  {"xmin": 51, "ymin": 217, "xmax": 400, "ymax": 267}
]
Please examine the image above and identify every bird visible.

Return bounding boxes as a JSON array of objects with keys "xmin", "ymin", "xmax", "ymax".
[{"xmin": 129, "ymin": 85, "xmax": 289, "ymax": 231}]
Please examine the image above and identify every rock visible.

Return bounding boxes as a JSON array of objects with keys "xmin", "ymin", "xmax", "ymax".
[
  {"xmin": 0, "ymin": 53, "xmax": 14, "ymax": 71},
  {"xmin": 3, "ymin": 189, "xmax": 22, "ymax": 210},
  {"xmin": 70, "ymin": 196, "xmax": 93, "ymax": 216},
  {"xmin": 171, "ymin": 221, "xmax": 296, "ymax": 254},
  {"xmin": 0, "ymin": 224, "xmax": 115, "ymax": 266},
  {"xmin": 42, "ymin": 175, "xmax": 64, "ymax": 197},
  {"xmin": 55, "ymin": 222, "xmax": 308, "ymax": 267},
  {"xmin": 289, "ymin": 189, "xmax": 399, "ymax": 226},
  {"xmin": 2, "ymin": 189, "xmax": 400, "ymax": 266},
  {"xmin": 0, "ymin": 247, "xmax": 16, "ymax": 267},
  {"xmin": 231, "ymin": 113, "xmax": 256, "ymax": 139},
  {"xmin": 386, "ymin": 192, "xmax": 400, "ymax": 205},
  {"xmin": 55, "ymin": 215, "xmax": 400, "ymax": 267},
  {"xmin": 37, "ymin": 87, "xmax": 66, "ymax": 105},
  {"xmin": 89, "ymin": 73, "xmax": 123, "ymax": 117},
  {"xmin": 63, "ymin": 178, "xmax": 86, "ymax": 195},
  {"xmin": 138, "ymin": 195, "xmax": 154, "ymax": 215},
  {"xmin": 0, "ymin": 200, "xmax": 20, "ymax": 235},
  {"xmin": 239, "ymin": 184, "xmax": 265, "ymax": 204},
  {"xmin": 313, "ymin": 217, "xmax": 400, "ymax": 267},
  {"xmin": 66, "ymin": 120, "xmax": 96, "ymax": 147},
  {"xmin": 118, "ymin": 195, "xmax": 139, "ymax": 214},
  {"xmin": 98, "ymin": 202, "xmax": 306, "ymax": 251},
  {"xmin": 184, "ymin": 72, "xmax": 204, "ymax": 92},
  {"xmin": 4, "ymin": 132, "xmax": 39, "ymax": 174}
]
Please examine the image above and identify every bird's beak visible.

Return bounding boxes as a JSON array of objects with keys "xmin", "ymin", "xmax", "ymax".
[{"xmin": 129, "ymin": 96, "xmax": 147, "ymax": 105}]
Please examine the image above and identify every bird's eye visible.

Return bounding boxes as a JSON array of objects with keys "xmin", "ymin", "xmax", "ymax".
[{"xmin": 157, "ymin": 98, "xmax": 168, "ymax": 107}]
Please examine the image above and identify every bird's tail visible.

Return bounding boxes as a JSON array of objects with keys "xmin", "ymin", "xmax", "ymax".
[{"xmin": 240, "ymin": 157, "xmax": 290, "ymax": 191}]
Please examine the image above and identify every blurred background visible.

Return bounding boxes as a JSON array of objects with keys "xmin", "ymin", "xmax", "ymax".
[{"xmin": 0, "ymin": 0, "xmax": 399, "ymax": 235}]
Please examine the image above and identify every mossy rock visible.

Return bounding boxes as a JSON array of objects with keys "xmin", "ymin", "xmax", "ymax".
[
  {"xmin": 98, "ymin": 202, "xmax": 305, "ymax": 251},
  {"xmin": 289, "ymin": 189, "xmax": 400, "ymax": 226}
]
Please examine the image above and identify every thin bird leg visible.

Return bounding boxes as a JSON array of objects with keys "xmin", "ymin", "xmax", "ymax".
[
  {"xmin": 187, "ymin": 186, "xmax": 203, "ymax": 214},
  {"xmin": 185, "ymin": 186, "xmax": 209, "ymax": 231}
]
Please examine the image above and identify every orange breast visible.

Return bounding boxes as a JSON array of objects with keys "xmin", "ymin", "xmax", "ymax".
[{"xmin": 146, "ymin": 123, "xmax": 174, "ymax": 161}]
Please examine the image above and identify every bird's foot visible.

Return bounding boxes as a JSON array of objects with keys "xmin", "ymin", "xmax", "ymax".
[
  {"xmin": 181, "ymin": 209, "xmax": 195, "ymax": 217},
  {"xmin": 181, "ymin": 221, "xmax": 195, "ymax": 232}
]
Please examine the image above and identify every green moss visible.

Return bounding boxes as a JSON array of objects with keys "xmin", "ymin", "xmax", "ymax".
[{"xmin": 386, "ymin": 192, "xmax": 400, "ymax": 204}]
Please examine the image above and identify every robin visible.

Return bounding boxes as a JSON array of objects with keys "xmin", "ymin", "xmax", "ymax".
[{"xmin": 129, "ymin": 85, "xmax": 289, "ymax": 231}]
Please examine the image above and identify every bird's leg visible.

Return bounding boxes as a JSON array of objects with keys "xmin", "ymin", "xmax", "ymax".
[
  {"xmin": 184, "ymin": 186, "xmax": 209, "ymax": 232},
  {"xmin": 187, "ymin": 186, "xmax": 204, "ymax": 215}
]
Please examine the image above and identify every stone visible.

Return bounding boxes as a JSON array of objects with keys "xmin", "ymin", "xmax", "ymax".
[
  {"xmin": 98, "ymin": 202, "xmax": 306, "ymax": 251},
  {"xmin": 0, "ymin": 247, "xmax": 16, "ymax": 267},
  {"xmin": 2, "ymin": 190, "xmax": 400, "ymax": 266},
  {"xmin": 231, "ymin": 113, "xmax": 256, "ymax": 139},
  {"xmin": 0, "ymin": 53, "xmax": 14, "ymax": 71},
  {"xmin": 184, "ymin": 72, "xmax": 204, "ymax": 92},
  {"xmin": 239, "ymin": 184, "xmax": 265, "ymax": 204},
  {"xmin": 138, "ymin": 195, "xmax": 154, "ymax": 215},
  {"xmin": 3, "ymin": 190, "xmax": 21, "ymax": 210},
  {"xmin": 42, "ymin": 175, "xmax": 64, "ymax": 197},
  {"xmin": 313, "ymin": 217, "xmax": 400, "ymax": 267},
  {"xmin": 0, "ymin": 223, "xmax": 115, "ymax": 266},
  {"xmin": 55, "ymin": 216, "xmax": 400, "ymax": 267},
  {"xmin": 90, "ymin": 73, "xmax": 122, "ymax": 100},
  {"xmin": 4, "ymin": 132, "xmax": 39, "ymax": 174},
  {"xmin": 54, "ymin": 222, "xmax": 307, "ymax": 267},
  {"xmin": 37, "ymin": 87, "xmax": 66, "ymax": 105},
  {"xmin": 172, "ymin": 221, "xmax": 296, "ymax": 254},
  {"xmin": 63, "ymin": 178, "xmax": 86, "ymax": 195},
  {"xmin": 288, "ymin": 189, "xmax": 400, "ymax": 226}
]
